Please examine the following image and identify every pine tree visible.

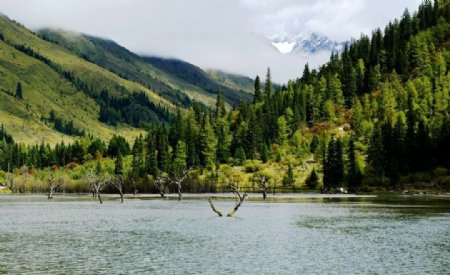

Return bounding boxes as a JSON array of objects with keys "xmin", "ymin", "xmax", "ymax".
[
  {"xmin": 264, "ymin": 67, "xmax": 272, "ymax": 97},
  {"xmin": 172, "ymin": 140, "xmax": 187, "ymax": 176},
  {"xmin": 253, "ymin": 75, "xmax": 263, "ymax": 103},
  {"xmin": 234, "ymin": 147, "xmax": 246, "ymax": 165},
  {"xmin": 145, "ymin": 133, "xmax": 158, "ymax": 177},
  {"xmin": 346, "ymin": 137, "xmax": 361, "ymax": 192},
  {"xmin": 200, "ymin": 115, "xmax": 217, "ymax": 170},
  {"xmin": 16, "ymin": 82, "xmax": 23, "ymax": 99},
  {"xmin": 157, "ymin": 127, "xmax": 170, "ymax": 173},
  {"xmin": 323, "ymin": 138, "xmax": 344, "ymax": 191},
  {"xmin": 131, "ymin": 135, "xmax": 144, "ymax": 177},
  {"xmin": 114, "ymin": 153, "xmax": 124, "ymax": 176},
  {"xmin": 367, "ymin": 124, "xmax": 385, "ymax": 181},
  {"xmin": 261, "ymin": 144, "xmax": 270, "ymax": 163},
  {"xmin": 215, "ymin": 91, "xmax": 226, "ymax": 119},
  {"xmin": 282, "ymin": 164, "xmax": 295, "ymax": 187},
  {"xmin": 216, "ymin": 120, "xmax": 231, "ymax": 163},
  {"xmin": 277, "ymin": 115, "xmax": 288, "ymax": 146},
  {"xmin": 305, "ymin": 168, "xmax": 319, "ymax": 189},
  {"xmin": 95, "ymin": 161, "xmax": 102, "ymax": 175}
]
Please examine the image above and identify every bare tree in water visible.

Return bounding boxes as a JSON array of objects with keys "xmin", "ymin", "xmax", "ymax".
[
  {"xmin": 254, "ymin": 173, "xmax": 270, "ymax": 200},
  {"xmin": 208, "ymin": 182, "xmax": 248, "ymax": 218},
  {"xmin": 47, "ymin": 167, "xmax": 63, "ymax": 199},
  {"xmin": 85, "ymin": 170, "xmax": 110, "ymax": 204},
  {"xmin": 153, "ymin": 176, "xmax": 169, "ymax": 198},
  {"xmin": 162, "ymin": 167, "xmax": 192, "ymax": 200},
  {"xmin": 110, "ymin": 175, "xmax": 125, "ymax": 203}
]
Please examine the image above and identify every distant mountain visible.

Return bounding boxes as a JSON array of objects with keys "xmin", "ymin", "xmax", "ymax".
[
  {"xmin": 38, "ymin": 29, "xmax": 253, "ymax": 107},
  {"xmin": 269, "ymin": 32, "xmax": 347, "ymax": 55},
  {"xmin": 141, "ymin": 56, "xmax": 253, "ymax": 105}
]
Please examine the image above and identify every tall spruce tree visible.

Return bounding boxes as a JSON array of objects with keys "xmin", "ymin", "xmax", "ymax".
[
  {"xmin": 16, "ymin": 82, "xmax": 23, "ymax": 99},
  {"xmin": 253, "ymin": 75, "xmax": 263, "ymax": 103}
]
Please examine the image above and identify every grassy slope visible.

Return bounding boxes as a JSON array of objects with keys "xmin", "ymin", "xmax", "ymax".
[
  {"xmin": 0, "ymin": 18, "xmax": 174, "ymax": 108},
  {"xmin": 0, "ymin": 16, "xmax": 170, "ymax": 144},
  {"xmin": 205, "ymin": 69, "xmax": 254, "ymax": 94}
]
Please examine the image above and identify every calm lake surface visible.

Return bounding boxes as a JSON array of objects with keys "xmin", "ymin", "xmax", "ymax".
[{"xmin": 0, "ymin": 195, "xmax": 449, "ymax": 274}]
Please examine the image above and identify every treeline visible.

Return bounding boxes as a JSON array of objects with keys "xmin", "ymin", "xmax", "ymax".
[
  {"xmin": 0, "ymin": 124, "xmax": 13, "ymax": 144},
  {"xmin": 0, "ymin": 134, "xmax": 130, "ymax": 171},
  {"xmin": 47, "ymin": 110, "xmax": 84, "ymax": 136}
]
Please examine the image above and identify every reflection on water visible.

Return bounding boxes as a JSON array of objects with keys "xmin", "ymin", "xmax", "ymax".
[{"xmin": 0, "ymin": 195, "xmax": 449, "ymax": 274}]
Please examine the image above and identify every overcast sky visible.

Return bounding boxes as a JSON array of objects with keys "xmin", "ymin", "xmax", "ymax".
[{"xmin": 0, "ymin": 0, "xmax": 422, "ymax": 82}]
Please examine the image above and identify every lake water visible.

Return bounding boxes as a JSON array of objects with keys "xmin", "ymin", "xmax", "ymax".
[{"xmin": 0, "ymin": 195, "xmax": 449, "ymax": 274}]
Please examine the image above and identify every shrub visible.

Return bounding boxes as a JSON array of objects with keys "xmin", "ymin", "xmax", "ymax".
[{"xmin": 243, "ymin": 160, "xmax": 262, "ymax": 173}]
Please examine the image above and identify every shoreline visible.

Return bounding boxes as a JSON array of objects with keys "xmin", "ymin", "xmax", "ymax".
[{"xmin": 2, "ymin": 192, "xmax": 449, "ymax": 200}]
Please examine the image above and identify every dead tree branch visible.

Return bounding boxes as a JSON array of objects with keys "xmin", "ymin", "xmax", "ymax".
[
  {"xmin": 208, "ymin": 198, "xmax": 223, "ymax": 217},
  {"xmin": 207, "ymin": 184, "xmax": 248, "ymax": 217},
  {"xmin": 227, "ymin": 191, "xmax": 248, "ymax": 217},
  {"xmin": 85, "ymin": 170, "xmax": 110, "ymax": 204},
  {"xmin": 110, "ymin": 175, "xmax": 125, "ymax": 203},
  {"xmin": 162, "ymin": 167, "xmax": 192, "ymax": 200}
]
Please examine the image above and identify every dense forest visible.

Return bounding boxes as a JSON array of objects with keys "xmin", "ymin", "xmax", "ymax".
[{"xmin": 1, "ymin": 0, "xmax": 449, "ymax": 194}]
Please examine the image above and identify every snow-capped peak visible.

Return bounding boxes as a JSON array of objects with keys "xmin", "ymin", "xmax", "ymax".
[{"xmin": 269, "ymin": 32, "xmax": 347, "ymax": 55}]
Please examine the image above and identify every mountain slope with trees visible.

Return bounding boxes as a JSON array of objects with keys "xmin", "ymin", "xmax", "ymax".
[
  {"xmin": 37, "ymin": 29, "xmax": 253, "ymax": 107},
  {"xmin": 1, "ymin": 0, "xmax": 449, "ymax": 194}
]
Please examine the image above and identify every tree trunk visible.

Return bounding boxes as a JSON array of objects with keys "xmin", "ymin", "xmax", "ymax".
[
  {"xmin": 227, "ymin": 194, "xmax": 247, "ymax": 217},
  {"xmin": 262, "ymin": 190, "xmax": 267, "ymax": 200},
  {"xmin": 159, "ymin": 192, "xmax": 165, "ymax": 198},
  {"xmin": 208, "ymin": 198, "xmax": 223, "ymax": 217},
  {"xmin": 177, "ymin": 183, "xmax": 182, "ymax": 201},
  {"xmin": 119, "ymin": 190, "xmax": 124, "ymax": 203},
  {"xmin": 97, "ymin": 192, "xmax": 103, "ymax": 204}
]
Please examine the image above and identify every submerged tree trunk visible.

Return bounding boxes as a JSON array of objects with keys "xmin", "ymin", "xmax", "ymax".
[
  {"xmin": 207, "ymin": 186, "xmax": 248, "ymax": 217},
  {"xmin": 119, "ymin": 189, "xmax": 124, "ymax": 203},
  {"xmin": 111, "ymin": 176, "xmax": 124, "ymax": 203},
  {"xmin": 227, "ymin": 193, "xmax": 248, "ymax": 217},
  {"xmin": 154, "ymin": 176, "xmax": 168, "ymax": 198},
  {"xmin": 208, "ymin": 198, "xmax": 223, "ymax": 217},
  {"xmin": 177, "ymin": 183, "xmax": 182, "ymax": 201},
  {"xmin": 97, "ymin": 191, "xmax": 103, "ymax": 204}
]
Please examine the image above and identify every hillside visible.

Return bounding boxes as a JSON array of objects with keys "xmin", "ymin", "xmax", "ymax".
[
  {"xmin": 37, "ymin": 29, "xmax": 253, "ymax": 107},
  {"xmin": 0, "ymin": 15, "xmax": 254, "ymax": 145},
  {"xmin": 0, "ymin": 16, "xmax": 159, "ymax": 144},
  {"xmin": 205, "ymin": 69, "xmax": 254, "ymax": 94}
]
